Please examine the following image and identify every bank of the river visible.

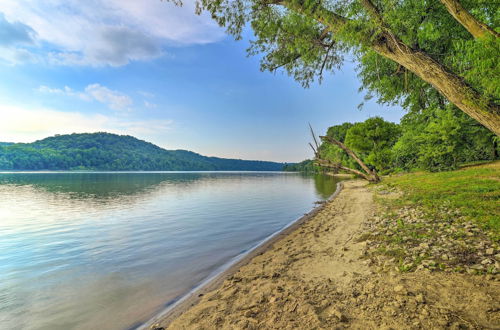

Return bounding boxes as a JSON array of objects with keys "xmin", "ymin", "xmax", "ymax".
[{"xmin": 152, "ymin": 163, "xmax": 499, "ymax": 329}]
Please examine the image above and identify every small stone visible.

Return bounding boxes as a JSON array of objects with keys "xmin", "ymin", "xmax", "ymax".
[
  {"xmin": 415, "ymin": 294, "xmax": 425, "ymax": 304},
  {"xmin": 394, "ymin": 285, "xmax": 405, "ymax": 293},
  {"xmin": 334, "ymin": 311, "xmax": 348, "ymax": 322},
  {"xmin": 421, "ymin": 308, "xmax": 429, "ymax": 316},
  {"xmin": 152, "ymin": 325, "xmax": 165, "ymax": 330},
  {"xmin": 481, "ymin": 259, "xmax": 492, "ymax": 265},
  {"xmin": 419, "ymin": 243, "xmax": 429, "ymax": 249}
]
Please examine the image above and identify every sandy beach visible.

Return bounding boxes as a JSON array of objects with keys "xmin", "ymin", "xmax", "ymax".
[{"xmin": 152, "ymin": 180, "xmax": 499, "ymax": 329}]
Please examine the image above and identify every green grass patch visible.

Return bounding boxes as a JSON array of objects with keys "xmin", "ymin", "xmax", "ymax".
[{"xmin": 381, "ymin": 161, "xmax": 500, "ymax": 240}]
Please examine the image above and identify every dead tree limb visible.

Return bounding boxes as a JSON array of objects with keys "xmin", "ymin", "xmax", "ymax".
[
  {"xmin": 315, "ymin": 159, "xmax": 375, "ymax": 181},
  {"xmin": 308, "ymin": 126, "xmax": 380, "ymax": 182},
  {"xmin": 320, "ymin": 135, "xmax": 380, "ymax": 182}
]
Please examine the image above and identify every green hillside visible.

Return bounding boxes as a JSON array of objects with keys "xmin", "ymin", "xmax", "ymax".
[{"xmin": 0, "ymin": 133, "xmax": 285, "ymax": 171}]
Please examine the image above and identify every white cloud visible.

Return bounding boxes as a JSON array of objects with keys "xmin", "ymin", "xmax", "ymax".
[
  {"xmin": 144, "ymin": 101, "xmax": 158, "ymax": 109},
  {"xmin": 38, "ymin": 84, "xmax": 133, "ymax": 110},
  {"xmin": 85, "ymin": 84, "xmax": 133, "ymax": 110},
  {"xmin": 0, "ymin": 0, "xmax": 224, "ymax": 66},
  {"xmin": 0, "ymin": 104, "xmax": 173, "ymax": 143}
]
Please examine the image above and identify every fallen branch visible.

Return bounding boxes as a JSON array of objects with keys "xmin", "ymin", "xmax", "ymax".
[{"xmin": 320, "ymin": 136, "xmax": 380, "ymax": 182}]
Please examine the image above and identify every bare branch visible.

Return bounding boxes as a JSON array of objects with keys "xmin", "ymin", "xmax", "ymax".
[
  {"xmin": 309, "ymin": 123, "xmax": 320, "ymax": 151},
  {"xmin": 309, "ymin": 142, "xmax": 317, "ymax": 156}
]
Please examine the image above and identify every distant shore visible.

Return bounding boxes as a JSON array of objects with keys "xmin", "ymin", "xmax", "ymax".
[{"xmin": 149, "ymin": 179, "xmax": 499, "ymax": 329}]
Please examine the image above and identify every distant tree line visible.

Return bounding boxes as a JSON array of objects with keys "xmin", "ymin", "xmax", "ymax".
[
  {"xmin": 0, "ymin": 133, "xmax": 285, "ymax": 171},
  {"xmin": 283, "ymin": 159, "xmax": 316, "ymax": 172}
]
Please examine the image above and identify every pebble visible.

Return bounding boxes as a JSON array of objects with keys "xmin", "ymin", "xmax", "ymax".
[
  {"xmin": 481, "ymin": 259, "xmax": 492, "ymax": 265},
  {"xmin": 394, "ymin": 285, "xmax": 405, "ymax": 293},
  {"xmin": 415, "ymin": 294, "xmax": 425, "ymax": 304}
]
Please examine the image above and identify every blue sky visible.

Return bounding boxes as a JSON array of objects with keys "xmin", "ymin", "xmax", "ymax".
[{"xmin": 0, "ymin": 0, "xmax": 404, "ymax": 162}]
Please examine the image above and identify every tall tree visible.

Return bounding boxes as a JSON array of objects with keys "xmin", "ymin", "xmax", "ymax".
[{"xmin": 175, "ymin": 0, "xmax": 499, "ymax": 134}]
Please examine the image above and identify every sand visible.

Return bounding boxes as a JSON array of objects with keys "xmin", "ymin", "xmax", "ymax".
[{"xmin": 152, "ymin": 180, "xmax": 499, "ymax": 329}]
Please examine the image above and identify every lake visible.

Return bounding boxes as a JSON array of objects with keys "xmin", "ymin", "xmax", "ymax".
[{"xmin": 0, "ymin": 172, "xmax": 339, "ymax": 330}]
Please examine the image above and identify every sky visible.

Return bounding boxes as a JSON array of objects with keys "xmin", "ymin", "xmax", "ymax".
[{"xmin": 0, "ymin": 0, "xmax": 404, "ymax": 162}]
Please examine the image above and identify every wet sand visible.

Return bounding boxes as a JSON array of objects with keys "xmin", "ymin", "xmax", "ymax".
[{"xmin": 150, "ymin": 180, "xmax": 500, "ymax": 329}]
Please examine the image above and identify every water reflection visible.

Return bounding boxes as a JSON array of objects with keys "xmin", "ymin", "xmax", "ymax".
[{"xmin": 0, "ymin": 172, "xmax": 340, "ymax": 330}]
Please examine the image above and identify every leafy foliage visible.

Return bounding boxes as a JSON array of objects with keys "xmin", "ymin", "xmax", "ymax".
[
  {"xmin": 309, "ymin": 111, "xmax": 498, "ymax": 174},
  {"xmin": 0, "ymin": 133, "xmax": 285, "ymax": 171},
  {"xmin": 393, "ymin": 106, "xmax": 498, "ymax": 171},
  {"xmin": 344, "ymin": 117, "xmax": 400, "ymax": 172}
]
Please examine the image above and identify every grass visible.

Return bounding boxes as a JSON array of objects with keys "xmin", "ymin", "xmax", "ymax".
[{"xmin": 380, "ymin": 161, "xmax": 500, "ymax": 240}]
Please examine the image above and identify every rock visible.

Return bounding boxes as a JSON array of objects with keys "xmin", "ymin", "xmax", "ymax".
[
  {"xmin": 334, "ymin": 310, "xmax": 348, "ymax": 322},
  {"xmin": 415, "ymin": 294, "xmax": 425, "ymax": 304},
  {"xmin": 420, "ymin": 307, "xmax": 430, "ymax": 316},
  {"xmin": 244, "ymin": 309, "xmax": 257, "ymax": 318},
  {"xmin": 394, "ymin": 285, "xmax": 405, "ymax": 293},
  {"xmin": 152, "ymin": 326, "xmax": 165, "ymax": 330},
  {"xmin": 419, "ymin": 243, "xmax": 429, "ymax": 249},
  {"xmin": 481, "ymin": 258, "xmax": 492, "ymax": 265}
]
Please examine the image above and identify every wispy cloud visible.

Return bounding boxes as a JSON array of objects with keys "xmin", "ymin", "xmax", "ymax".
[
  {"xmin": 38, "ymin": 84, "xmax": 133, "ymax": 111},
  {"xmin": 0, "ymin": 103, "xmax": 173, "ymax": 143},
  {"xmin": 85, "ymin": 84, "xmax": 133, "ymax": 110},
  {"xmin": 138, "ymin": 91, "xmax": 155, "ymax": 98},
  {"xmin": 0, "ymin": 0, "xmax": 224, "ymax": 66},
  {"xmin": 144, "ymin": 101, "xmax": 158, "ymax": 109}
]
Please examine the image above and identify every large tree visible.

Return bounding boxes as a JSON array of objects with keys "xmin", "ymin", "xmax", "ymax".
[{"xmin": 174, "ymin": 0, "xmax": 499, "ymax": 134}]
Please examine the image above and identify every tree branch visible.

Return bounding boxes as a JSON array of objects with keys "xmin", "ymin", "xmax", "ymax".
[
  {"xmin": 314, "ymin": 159, "xmax": 375, "ymax": 181},
  {"xmin": 438, "ymin": 0, "xmax": 499, "ymax": 39},
  {"xmin": 320, "ymin": 135, "xmax": 379, "ymax": 181}
]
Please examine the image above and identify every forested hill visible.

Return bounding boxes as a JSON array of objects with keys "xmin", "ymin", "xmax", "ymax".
[{"xmin": 0, "ymin": 133, "xmax": 286, "ymax": 171}]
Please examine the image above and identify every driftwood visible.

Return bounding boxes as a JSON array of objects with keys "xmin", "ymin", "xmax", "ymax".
[
  {"xmin": 308, "ymin": 124, "xmax": 380, "ymax": 183},
  {"xmin": 319, "ymin": 135, "xmax": 380, "ymax": 182}
]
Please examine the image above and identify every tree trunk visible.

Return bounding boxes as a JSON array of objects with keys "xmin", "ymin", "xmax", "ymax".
[
  {"xmin": 286, "ymin": 2, "xmax": 500, "ymax": 136},
  {"xmin": 439, "ymin": 0, "xmax": 499, "ymax": 39},
  {"xmin": 371, "ymin": 32, "xmax": 500, "ymax": 135}
]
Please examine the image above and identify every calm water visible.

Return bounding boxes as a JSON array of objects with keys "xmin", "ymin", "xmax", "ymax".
[{"xmin": 0, "ymin": 172, "xmax": 339, "ymax": 330}]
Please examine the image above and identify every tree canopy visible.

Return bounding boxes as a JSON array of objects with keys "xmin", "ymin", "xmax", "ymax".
[
  {"xmin": 0, "ymin": 133, "xmax": 285, "ymax": 171},
  {"xmin": 314, "ymin": 114, "xmax": 498, "ymax": 175}
]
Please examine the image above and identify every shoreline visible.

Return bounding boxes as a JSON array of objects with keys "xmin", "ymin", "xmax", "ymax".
[
  {"xmin": 139, "ymin": 181, "xmax": 345, "ymax": 329},
  {"xmin": 154, "ymin": 179, "xmax": 499, "ymax": 329}
]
